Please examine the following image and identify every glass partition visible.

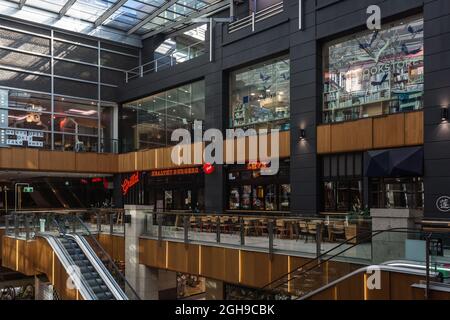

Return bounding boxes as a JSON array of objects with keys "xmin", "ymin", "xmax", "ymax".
[
  {"xmin": 323, "ymin": 15, "xmax": 424, "ymax": 123},
  {"xmin": 122, "ymin": 80, "xmax": 205, "ymax": 152}
]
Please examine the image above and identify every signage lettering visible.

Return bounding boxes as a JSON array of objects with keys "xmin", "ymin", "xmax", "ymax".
[
  {"xmin": 122, "ymin": 172, "xmax": 140, "ymax": 196},
  {"xmin": 151, "ymin": 167, "xmax": 200, "ymax": 177},
  {"xmin": 247, "ymin": 161, "xmax": 270, "ymax": 171}
]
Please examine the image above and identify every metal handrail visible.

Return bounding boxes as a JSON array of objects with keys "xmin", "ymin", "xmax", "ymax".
[
  {"xmin": 66, "ymin": 214, "xmax": 141, "ymax": 300},
  {"xmin": 125, "ymin": 40, "xmax": 205, "ymax": 82},
  {"xmin": 299, "ymin": 262, "xmax": 440, "ymax": 300},
  {"xmin": 229, "ymin": 2, "xmax": 284, "ymax": 33},
  {"xmin": 144, "ymin": 210, "xmax": 372, "ymax": 222},
  {"xmin": 262, "ymin": 227, "xmax": 439, "ymax": 293}
]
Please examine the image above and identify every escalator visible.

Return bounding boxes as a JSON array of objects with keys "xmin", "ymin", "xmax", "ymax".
[
  {"xmin": 59, "ymin": 236, "xmax": 115, "ymax": 300},
  {"xmin": 41, "ymin": 233, "xmax": 128, "ymax": 300},
  {"xmin": 36, "ymin": 214, "xmax": 140, "ymax": 300},
  {"xmin": 262, "ymin": 228, "xmax": 450, "ymax": 300}
]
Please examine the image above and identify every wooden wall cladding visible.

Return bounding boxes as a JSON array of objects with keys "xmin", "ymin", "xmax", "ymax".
[
  {"xmin": 306, "ymin": 270, "xmax": 436, "ymax": 300},
  {"xmin": 0, "ymin": 228, "xmax": 4, "ymax": 262},
  {"xmin": 200, "ymin": 245, "xmax": 239, "ymax": 284},
  {"xmin": 139, "ymin": 238, "xmax": 167, "ymax": 269},
  {"xmin": 317, "ymin": 111, "xmax": 424, "ymax": 154},
  {"xmin": 140, "ymin": 239, "xmax": 296, "ymax": 289},
  {"xmin": 39, "ymin": 151, "xmax": 76, "ymax": 171},
  {"xmin": 16, "ymin": 239, "xmax": 36, "ymax": 276},
  {"xmin": 98, "ymin": 234, "xmax": 125, "ymax": 262},
  {"xmin": 166, "ymin": 242, "xmax": 199, "ymax": 275},
  {"xmin": 34, "ymin": 237, "xmax": 53, "ymax": 282},
  {"xmin": 1, "ymin": 236, "xmax": 16, "ymax": 271},
  {"xmin": 0, "ymin": 131, "xmax": 290, "ymax": 173},
  {"xmin": 0, "ymin": 148, "xmax": 117, "ymax": 173},
  {"xmin": 373, "ymin": 113, "xmax": 405, "ymax": 148}
]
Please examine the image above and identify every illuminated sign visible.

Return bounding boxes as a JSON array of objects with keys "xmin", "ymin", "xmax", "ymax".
[
  {"xmin": 151, "ymin": 167, "xmax": 200, "ymax": 177},
  {"xmin": 203, "ymin": 163, "xmax": 215, "ymax": 175},
  {"xmin": 122, "ymin": 172, "xmax": 140, "ymax": 195},
  {"xmin": 246, "ymin": 161, "xmax": 270, "ymax": 170}
]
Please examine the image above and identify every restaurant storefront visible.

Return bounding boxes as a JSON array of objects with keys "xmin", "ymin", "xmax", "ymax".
[
  {"xmin": 122, "ymin": 167, "xmax": 205, "ymax": 212},
  {"xmin": 226, "ymin": 159, "xmax": 290, "ymax": 213}
]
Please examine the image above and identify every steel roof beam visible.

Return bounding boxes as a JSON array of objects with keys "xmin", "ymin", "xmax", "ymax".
[
  {"xmin": 127, "ymin": 0, "xmax": 179, "ymax": 35},
  {"xmin": 94, "ymin": 0, "xmax": 128, "ymax": 28}
]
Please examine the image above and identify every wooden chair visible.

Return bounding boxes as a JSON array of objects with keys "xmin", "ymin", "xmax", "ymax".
[
  {"xmin": 189, "ymin": 216, "xmax": 199, "ymax": 232},
  {"xmin": 329, "ymin": 221, "xmax": 346, "ymax": 242},
  {"xmin": 243, "ymin": 219, "xmax": 253, "ymax": 236},
  {"xmin": 255, "ymin": 219, "xmax": 268, "ymax": 237},
  {"xmin": 276, "ymin": 220, "xmax": 289, "ymax": 239},
  {"xmin": 307, "ymin": 222, "xmax": 319, "ymax": 242},
  {"xmin": 298, "ymin": 220, "xmax": 309, "ymax": 241}
]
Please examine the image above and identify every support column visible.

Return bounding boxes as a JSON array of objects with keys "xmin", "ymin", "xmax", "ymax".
[
  {"xmin": 124, "ymin": 205, "xmax": 158, "ymax": 299},
  {"xmin": 371, "ymin": 208, "xmax": 423, "ymax": 264}
]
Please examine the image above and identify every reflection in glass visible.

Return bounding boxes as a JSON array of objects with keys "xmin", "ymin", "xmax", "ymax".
[
  {"xmin": 253, "ymin": 186, "xmax": 265, "ymax": 210},
  {"xmin": 280, "ymin": 184, "xmax": 290, "ymax": 211},
  {"xmin": 323, "ymin": 16, "xmax": 424, "ymax": 123},
  {"xmin": 229, "ymin": 187, "xmax": 240, "ymax": 210},
  {"xmin": 122, "ymin": 80, "xmax": 205, "ymax": 152},
  {"xmin": 241, "ymin": 185, "xmax": 252, "ymax": 210},
  {"xmin": 230, "ymin": 56, "xmax": 290, "ymax": 131},
  {"xmin": 370, "ymin": 177, "xmax": 423, "ymax": 209}
]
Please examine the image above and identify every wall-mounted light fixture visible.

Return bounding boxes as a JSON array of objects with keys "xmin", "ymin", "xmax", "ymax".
[
  {"xmin": 441, "ymin": 107, "xmax": 449, "ymax": 122},
  {"xmin": 299, "ymin": 129, "xmax": 306, "ymax": 140}
]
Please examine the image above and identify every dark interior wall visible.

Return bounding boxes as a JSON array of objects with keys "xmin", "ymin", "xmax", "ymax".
[
  {"xmin": 117, "ymin": 0, "xmax": 450, "ymax": 218},
  {"xmin": 422, "ymin": 0, "xmax": 450, "ymax": 218}
]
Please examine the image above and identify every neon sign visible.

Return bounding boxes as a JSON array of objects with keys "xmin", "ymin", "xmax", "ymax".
[{"xmin": 121, "ymin": 172, "xmax": 139, "ymax": 195}]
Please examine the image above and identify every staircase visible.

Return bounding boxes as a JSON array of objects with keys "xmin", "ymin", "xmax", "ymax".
[{"xmin": 262, "ymin": 228, "xmax": 450, "ymax": 300}]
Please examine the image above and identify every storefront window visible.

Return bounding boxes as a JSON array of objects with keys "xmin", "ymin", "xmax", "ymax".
[
  {"xmin": 370, "ymin": 177, "xmax": 424, "ymax": 209},
  {"xmin": 230, "ymin": 56, "xmax": 290, "ymax": 131},
  {"xmin": 323, "ymin": 16, "xmax": 424, "ymax": 123},
  {"xmin": 226, "ymin": 160, "xmax": 290, "ymax": 212},
  {"xmin": 279, "ymin": 184, "xmax": 290, "ymax": 211},
  {"xmin": 321, "ymin": 153, "xmax": 363, "ymax": 213},
  {"xmin": 241, "ymin": 185, "xmax": 252, "ymax": 210},
  {"xmin": 0, "ymin": 88, "xmax": 116, "ymax": 152},
  {"xmin": 122, "ymin": 80, "xmax": 205, "ymax": 152}
]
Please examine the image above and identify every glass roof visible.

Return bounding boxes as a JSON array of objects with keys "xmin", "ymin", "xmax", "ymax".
[{"xmin": 0, "ymin": 0, "xmax": 228, "ymax": 45}]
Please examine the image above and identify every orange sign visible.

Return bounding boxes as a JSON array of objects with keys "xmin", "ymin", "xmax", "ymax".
[
  {"xmin": 150, "ymin": 167, "xmax": 200, "ymax": 177},
  {"xmin": 246, "ymin": 161, "xmax": 270, "ymax": 170},
  {"xmin": 121, "ymin": 172, "xmax": 139, "ymax": 195}
]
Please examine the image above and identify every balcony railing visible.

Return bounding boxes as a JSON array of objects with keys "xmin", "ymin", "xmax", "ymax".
[
  {"xmin": 228, "ymin": 2, "xmax": 284, "ymax": 33},
  {"xmin": 125, "ymin": 40, "xmax": 205, "ymax": 83},
  {"xmin": 142, "ymin": 211, "xmax": 373, "ymax": 264}
]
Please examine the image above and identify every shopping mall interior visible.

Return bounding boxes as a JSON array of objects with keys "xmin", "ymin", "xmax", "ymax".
[{"xmin": 0, "ymin": 0, "xmax": 450, "ymax": 302}]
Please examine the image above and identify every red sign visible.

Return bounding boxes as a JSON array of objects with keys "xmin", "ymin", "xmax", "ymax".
[
  {"xmin": 121, "ymin": 172, "xmax": 139, "ymax": 195},
  {"xmin": 203, "ymin": 162, "xmax": 215, "ymax": 175},
  {"xmin": 151, "ymin": 167, "xmax": 200, "ymax": 177}
]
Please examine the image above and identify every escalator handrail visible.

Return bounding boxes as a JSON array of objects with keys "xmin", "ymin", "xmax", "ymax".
[
  {"xmin": 69, "ymin": 214, "xmax": 141, "ymax": 300},
  {"xmin": 67, "ymin": 233, "xmax": 128, "ymax": 300},
  {"xmin": 298, "ymin": 261, "xmax": 441, "ymax": 300},
  {"xmin": 39, "ymin": 234, "xmax": 97, "ymax": 300},
  {"xmin": 263, "ymin": 227, "xmax": 427, "ymax": 290}
]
